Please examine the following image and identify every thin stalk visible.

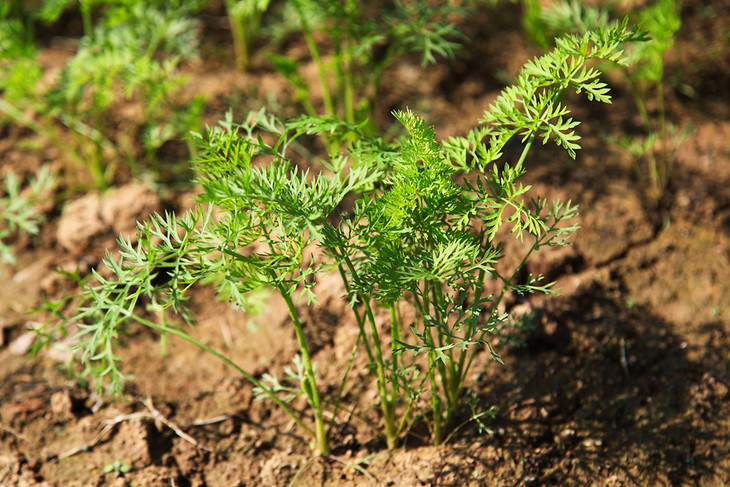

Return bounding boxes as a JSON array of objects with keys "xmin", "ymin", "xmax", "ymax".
[
  {"xmin": 226, "ymin": 1, "xmax": 266, "ymax": 73},
  {"xmin": 460, "ymin": 134, "xmax": 537, "ymax": 382},
  {"xmin": 342, "ymin": 255, "xmax": 398, "ymax": 449},
  {"xmin": 290, "ymin": 0, "xmax": 338, "ymax": 154},
  {"xmin": 326, "ymin": 325, "xmax": 360, "ymax": 440},
  {"xmin": 341, "ymin": 0, "xmax": 357, "ymax": 125},
  {"xmin": 420, "ymin": 279, "xmax": 447, "ymax": 444},
  {"xmin": 338, "ymin": 264, "xmax": 376, "ymax": 365},
  {"xmin": 395, "ymin": 292, "xmax": 441, "ymax": 438},
  {"xmin": 628, "ymin": 78, "xmax": 657, "ymax": 199},
  {"xmin": 656, "ymin": 72, "xmax": 669, "ymax": 195},
  {"xmin": 514, "ymin": 130, "xmax": 536, "ymax": 172},
  {"xmin": 293, "ymin": 1, "xmax": 334, "ymax": 117},
  {"xmin": 342, "ymin": 40, "xmax": 355, "ymax": 125},
  {"xmin": 463, "ymin": 240, "xmax": 535, "ymax": 382},
  {"xmin": 80, "ymin": 0, "xmax": 93, "ymax": 39},
  {"xmin": 395, "ymin": 359, "xmax": 432, "ymax": 437},
  {"xmin": 0, "ymin": 99, "xmax": 64, "ymax": 150},
  {"xmin": 428, "ymin": 350, "xmax": 442, "ymax": 445},
  {"xmin": 629, "ymin": 77, "xmax": 652, "ymax": 132},
  {"xmin": 228, "ymin": 13, "xmax": 250, "ymax": 71},
  {"xmin": 389, "ymin": 303, "xmax": 401, "ymax": 410},
  {"xmin": 63, "ymin": 106, "xmax": 113, "ymax": 188},
  {"xmin": 0, "ymin": 98, "xmax": 110, "ymax": 188},
  {"xmin": 453, "ymin": 265, "xmax": 488, "ymax": 387},
  {"xmin": 279, "ymin": 284, "xmax": 330, "ymax": 455},
  {"xmin": 429, "ymin": 281, "xmax": 452, "ymax": 411},
  {"xmin": 336, "ymin": 262, "xmax": 402, "ymax": 440}
]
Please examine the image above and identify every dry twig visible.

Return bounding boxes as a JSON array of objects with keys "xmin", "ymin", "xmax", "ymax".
[{"xmin": 141, "ymin": 396, "xmax": 213, "ymax": 452}]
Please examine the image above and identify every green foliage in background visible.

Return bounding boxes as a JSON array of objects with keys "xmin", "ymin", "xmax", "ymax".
[
  {"xmin": 0, "ymin": 167, "xmax": 56, "ymax": 270},
  {"xmin": 269, "ymin": 0, "xmax": 465, "ymax": 154},
  {"xmin": 0, "ymin": 0, "xmax": 204, "ymax": 189}
]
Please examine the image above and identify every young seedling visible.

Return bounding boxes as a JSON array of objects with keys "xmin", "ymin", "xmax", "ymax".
[
  {"xmin": 103, "ymin": 460, "xmax": 131, "ymax": 478},
  {"xmin": 36, "ymin": 20, "xmax": 639, "ymax": 456}
]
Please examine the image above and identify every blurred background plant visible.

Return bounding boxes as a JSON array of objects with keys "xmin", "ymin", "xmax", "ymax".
[
  {"xmin": 267, "ymin": 0, "xmax": 466, "ymax": 154},
  {"xmin": 224, "ymin": 0, "xmax": 271, "ymax": 71},
  {"xmin": 0, "ymin": 0, "xmax": 205, "ymax": 190},
  {"xmin": 0, "ymin": 166, "xmax": 56, "ymax": 272}
]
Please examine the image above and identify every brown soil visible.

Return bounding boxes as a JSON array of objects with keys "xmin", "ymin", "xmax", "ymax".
[{"xmin": 2, "ymin": 2, "xmax": 730, "ymax": 486}]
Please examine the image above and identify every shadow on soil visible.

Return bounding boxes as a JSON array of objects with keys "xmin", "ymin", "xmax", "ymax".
[{"xmin": 431, "ymin": 279, "xmax": 730, "ymax": 486}]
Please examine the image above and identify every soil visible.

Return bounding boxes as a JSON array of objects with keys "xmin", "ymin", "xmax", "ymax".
[{"xmin": 2, "ymin": 2, "xmax": 730, "ymax": 486}]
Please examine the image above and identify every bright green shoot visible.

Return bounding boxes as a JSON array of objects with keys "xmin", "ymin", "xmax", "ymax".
[{"xmin": 36, "ymin": 20, "xmax": 638, "ymax": 455}]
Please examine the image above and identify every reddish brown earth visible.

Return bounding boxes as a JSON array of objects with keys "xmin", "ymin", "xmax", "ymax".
[{"xmin": 2, "ymin": 2, "xmax": 729, "ymax": 486}]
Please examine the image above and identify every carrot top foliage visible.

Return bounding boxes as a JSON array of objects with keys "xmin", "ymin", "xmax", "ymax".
[{"xmin": 37, "ymin": 19, "xmax": 642, "ymax": 456}]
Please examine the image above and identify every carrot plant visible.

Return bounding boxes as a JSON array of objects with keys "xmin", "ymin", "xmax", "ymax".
[{"xmin": 37, "ymin": 20, "xmax": 639, "ymax": 456}]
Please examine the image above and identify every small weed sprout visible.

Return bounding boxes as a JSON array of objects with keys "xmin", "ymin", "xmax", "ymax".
[
  {"xmin": 0, "ymin": 166, "xmax": 56, "ymax": 271},
  {"xmin": 103, "ymin": 460, "xmax": 131, "ymax": 478},
  {"xmin": 38, "ymin": 21, "xmax": 639, "ymax": 455}
]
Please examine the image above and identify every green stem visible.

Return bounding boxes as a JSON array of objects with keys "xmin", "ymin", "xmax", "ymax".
[
  {"xmin": 59, "ymin": 111, "xmax": 112, "ymax": 188},
  {"xmin": 80, "ymin": 0, "xmax": 93, "ymax": 39},
  {"xmin": 326, "ymin": 329, "xmax": 361, "ymax": 440},
  {"xmin": 629, "ymin": 77, "xmax": 652, "ymax": 132},
  {"xmin": 228, "ymin": 13, "xmax": 250, "ymax": 71},
  {"xmin": 514, "ymin": 131, "xmax": 536, "ymax": 172},
  {"xmin": 336, "ymin": 262, "xmax": 405, "ymax": 443},
  {"xmin": 342, "ymin": 255, "xmax": 398, "ymax": 449},
  {"xmin": 389, "ymin": 303, "xmax": 401, "ymax": 411},
  {"xmin": 342, "ymin": 41, "xmax": 355, "ymax": 125},
  {"xmin": 460, "ymin": 135, "xmax": 537, "ymax": 383},
  {"xmin": 278, "ymin": 283, "xmax": 330, "ymax": 455},
  {"xmin": 656, "ymin": 72, "xmax": 669, "ymax": 195},
  {"xmin": 293, "ymin": 0, "xmax": 334, "ymax": 117},
  {"xmin": 427, "ymin": 283, "xmax": 450, "ymax": 444},
  {"xmin": 338, "ymin": 264, "xmax": 376, "ymax": 365},
  {"xmin": 429, "ymin": 350, "xmax": 442, "ymax": 445}
]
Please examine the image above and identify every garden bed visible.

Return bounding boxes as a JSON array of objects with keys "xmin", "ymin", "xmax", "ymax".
[{"xmin": 1, "ymin": 1, "xmax": 729, "ymax": 485}]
